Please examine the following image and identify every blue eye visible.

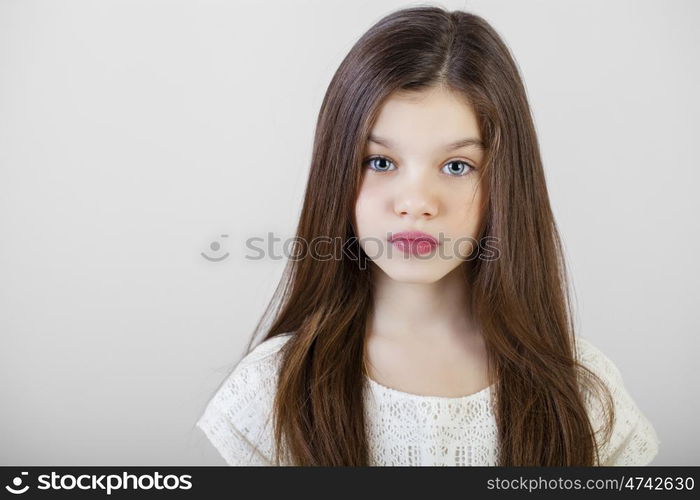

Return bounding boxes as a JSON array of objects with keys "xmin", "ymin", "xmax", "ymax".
[
  {"xmin": 441, "ymin": 160, "xmax": 474, "ymax": 176},
  {"xmin": 363, "ymin": 155, "xmax": 475, "ymax": 176},
  {"xmin": 364, "ymin": 156, "xmax": 396, "ymax": 172}
]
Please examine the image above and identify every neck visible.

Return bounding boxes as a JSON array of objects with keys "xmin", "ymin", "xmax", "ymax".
[{"xmin": 367, "ymin": 263, "xmax": 480, "ymax": 344}]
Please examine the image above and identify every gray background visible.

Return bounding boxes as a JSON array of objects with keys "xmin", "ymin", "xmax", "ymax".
[{"xmin": 0, "ymin": 0, "xmax": 697, "ymax": 465}]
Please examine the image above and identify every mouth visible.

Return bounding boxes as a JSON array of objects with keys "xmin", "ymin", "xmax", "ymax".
[{"xmin": 388, "ymin": 231, "xmax": 439, "ymax": 256}]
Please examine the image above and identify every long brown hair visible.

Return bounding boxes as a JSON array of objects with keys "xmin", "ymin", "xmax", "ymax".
[{"xmin": 241, "ymin": 5, "xmax": 614, "ymax": 466}]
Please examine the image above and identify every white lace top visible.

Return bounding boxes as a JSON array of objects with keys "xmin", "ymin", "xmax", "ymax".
[{"xmin": 196, "ymin": 333, "xmax": 660, "ymax": 466}]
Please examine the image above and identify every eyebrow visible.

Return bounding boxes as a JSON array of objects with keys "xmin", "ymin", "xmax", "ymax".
[{"xmin": 368, "ymin": 134, "xmax": 484, "ymax": 151}]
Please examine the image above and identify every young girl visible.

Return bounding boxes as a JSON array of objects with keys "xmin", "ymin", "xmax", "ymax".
[{"xmin": 196, "ymin": 6, "xmax": 660, "ymax": 466}]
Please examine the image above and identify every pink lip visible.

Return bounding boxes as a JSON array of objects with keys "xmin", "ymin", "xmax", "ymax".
[{"xmin": 388, "ymin": 231, "xmax": 439, "ymax": 256}]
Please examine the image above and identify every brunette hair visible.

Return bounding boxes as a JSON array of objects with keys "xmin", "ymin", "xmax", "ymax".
[{"xmin": 240, "ymin": 5, "xmax": 615, "ymax": 465}]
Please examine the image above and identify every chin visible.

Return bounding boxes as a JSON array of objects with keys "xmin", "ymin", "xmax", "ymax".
[{"xmin": 374, "ymin": 260, "xmax": 455, "ymax": 284}]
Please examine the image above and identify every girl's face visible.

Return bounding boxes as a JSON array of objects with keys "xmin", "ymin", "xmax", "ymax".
[{"xmin": 353, "ymin": 85, "xmax": 486, "ymax": 284}]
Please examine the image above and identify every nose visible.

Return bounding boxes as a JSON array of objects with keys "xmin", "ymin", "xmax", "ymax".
[{"xmin": 393, "ymin": 183, "xmax": 439, "ymax": 219}]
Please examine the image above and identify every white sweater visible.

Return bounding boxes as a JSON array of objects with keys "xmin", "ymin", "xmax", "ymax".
[{"xmin": 196, "ymin": 333, "xmax": 660, "ymax": 466}]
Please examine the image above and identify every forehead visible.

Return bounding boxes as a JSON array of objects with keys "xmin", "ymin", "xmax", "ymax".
[{"xmin": 368, "ymin": 86, "xmax": 481, "ymax": 146}]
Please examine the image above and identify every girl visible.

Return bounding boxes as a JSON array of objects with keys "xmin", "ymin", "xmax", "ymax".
[{"xmin": 196, "ymin": 6, "xmax": 660, "ymax": 466}]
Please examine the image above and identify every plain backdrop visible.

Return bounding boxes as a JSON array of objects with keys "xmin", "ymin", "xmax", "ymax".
[{"xmin": 0, "ymin": 0, "xmax": 698, "ymax": 466}]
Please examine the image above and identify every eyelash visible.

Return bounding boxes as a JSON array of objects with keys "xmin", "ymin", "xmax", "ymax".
[{"xmin": 362, "ymin": 155, "xmax": 476, "ymax": 177}]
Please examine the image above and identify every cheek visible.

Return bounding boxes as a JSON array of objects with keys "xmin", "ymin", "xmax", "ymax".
[
  {"xmin": 447, "ymin": 181, "xmax": 482, "ymax": 220},
  {"xmin": 447, "ymin": 183, "xmax": 484, "ymax": 256},
  {"xmin": 353, "ymin": 179, "xmax": 384, "ymax": 233},
  {"xmin": 353, "ymin": 180, "xmax": 389, "ymax": 256}
]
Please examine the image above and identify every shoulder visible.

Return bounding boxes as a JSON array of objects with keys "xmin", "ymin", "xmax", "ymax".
[
  {"xmin": 573, "ymin": 336, "xmax": 628, "ymax": 394},
  {"xmin": 573, "ymin": 336, "xmax": 660, "ymax": 465},
  {"xmin": 236, "ymin": 333, "xmax": 294, "ymax": 374},
  {"xmin": 218, "ymin": 333, "xmax": 294, "ymax": 416},
  {"xmin": 196, "ymin": 333, "xmax": 294, "ymax": 465}
]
